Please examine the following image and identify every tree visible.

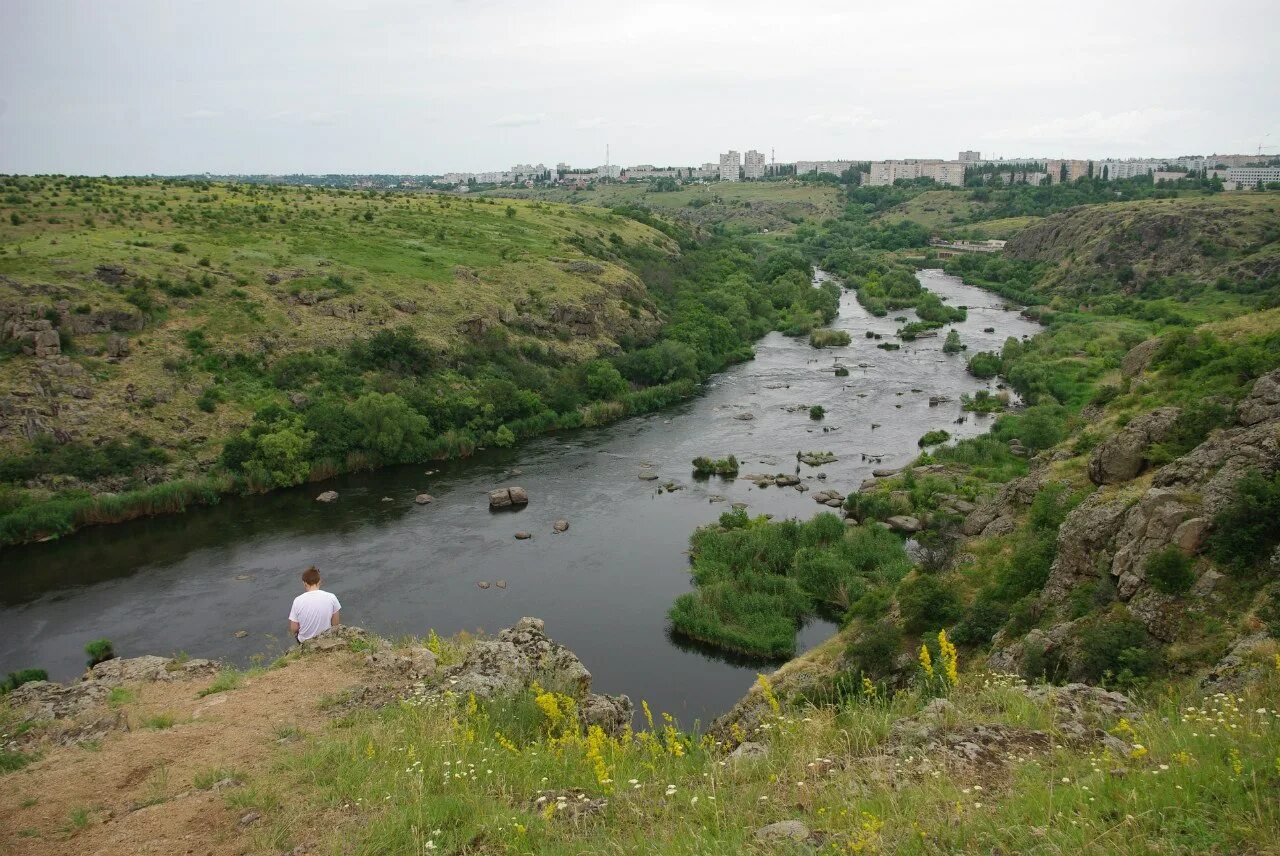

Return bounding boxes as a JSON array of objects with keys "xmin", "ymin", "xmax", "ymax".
[
  {"xmin": 347, "ymin": 392, "xmax": 430, "ymax": 462},
  {"xmin": 585, "ymin": 360, "xmax": 628, "ymax": 400}
]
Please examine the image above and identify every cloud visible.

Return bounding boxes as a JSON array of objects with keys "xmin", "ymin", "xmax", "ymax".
[
  {"xmin": 181, "ymin": 109, "xmax": 222, "ymax": 120},
  {"xmin": 490, "ymin": 112, "xmax": 545, "ymax": 128},
  {"xmin": 804, "ymin": 112, "xmax": 889, "ymax": 130},
  {"xmin": 574, "ymin": 116, "xmax": 606, "ymax": 130},
  {"xmin": 991, "ymin": 108, "xmax": 1194, "ymax": 144}
]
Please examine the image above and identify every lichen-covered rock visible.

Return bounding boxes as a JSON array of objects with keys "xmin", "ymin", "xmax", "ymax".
[
  {"xmin": 755, "ymin": 820, "xmax": 811, "ymax": 844},
  {"xmin": 445, "ymin": 618, "xmax": 593, "ymax": 701},
  {"xmin": 1041, "ymin": 492, "xmax": 1130, "ymax": 603},
  {"xmin": 578, "ymin": 692, "xmax": 633, "ymax": 738},
  {"xmin": 300, "ymin": 625, "xmax": 384, "ymax": 654},
  {"xmin": 1120, "ymin": 336, "xmax": 1163, "ymax": 378},
  {"xmin": 5, "ymin": 680, "xmax": 111, "ymax": 720},
  {"xmin": 1237, "ymin": 368, "xmax": 1280, "ymax": 426},
  {"xmin": 89, "ymin": 655, "xmax": 220, "ymax": 685},
  {"xmin": 1087, "ymin": 406, "xmax": 1181, "ymax": 485}
]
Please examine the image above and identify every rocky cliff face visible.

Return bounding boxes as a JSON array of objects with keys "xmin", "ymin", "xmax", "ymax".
[{"xmin": 982, "ymin": 361, "xmax": 1280, "ymax": 670}]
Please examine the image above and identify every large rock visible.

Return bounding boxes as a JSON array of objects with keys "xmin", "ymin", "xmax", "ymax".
[
  {"xmin": 1120, "ymin": 336, "xmax": 1163, "ymax": 378},
  {"xmin": 5, "ymin": 680, "xmax": 112, "ymax": 720},
  {"xmin": 1087, "ymin": 406, "xmax": 1181, "ymax": 485},
  {"xmin": 578, "ymin": 693, "xmax": 634, "ymax": 738},
  {"xmin": 445, "ymin": 617, "xmax": 593, "ymax": 701},
  {"xmin": 488, "ymin": 486, "xmax": 530, "ymax": 508},
  {"xmin": 89, "ymin": 655, "xmax": 219, "ymax": 685},
  {"xmin": 885, "ymin": 515, "xmax": 922, "ymax": 533},
  {"xmin": 300, "ymin": 625, "xmax": 384, "ymax": 654},
  {"xmin": 316, "ymin": 490, "xmax": 339, "ymax": 503},
  {"xmin": 1237, "ymin": 368, "xmax": 1280, "ymax": 426},
  {"xmin": 1041, "ymin": 492, "xmax": 1129, "ymax": 602},
  {"xmin": 755, "ymin": 821, "xmax": 811, "ymax": 844}
]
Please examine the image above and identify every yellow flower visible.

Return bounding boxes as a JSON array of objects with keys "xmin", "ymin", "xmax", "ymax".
[
  {"xmin": 364, "ymin": 740, "xmax": 376, "ymax": 759},
  {"xmin": 1229, "ymin": 748, "xmax": 1243, "ymax": 777},
  {"xmin": 642, "ymin": 700, "xmax": 656, "ymax": 731},
  {"xmin": 427, "ymin": 628, "xmax": 442, "ymax": 657},
  {"xmin": 756, "ymin": 674, "xmax": 781, "ymax": 715},
  {"xmin": 861, "ymin": 676, "xmax": 877, "ymax": 700},
  {"xmin": 919, "ymin": 643, "xmax": 933, "ymax": 679},
  {"xmin": 937, "ymin": 629, "xmax": 959, "ymax": 687},
  {"xmin": 1112, "ymin": 718, "xmax": 1134, "ymax": 737},
  {"xmin": 1129, "ymin": 744, "xmax": 1148, "ymax": 761}
]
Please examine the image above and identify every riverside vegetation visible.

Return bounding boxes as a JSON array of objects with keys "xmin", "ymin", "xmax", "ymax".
[{"xmin": 0, "ymin": 176, "xmax": 837, "ymax": 545}]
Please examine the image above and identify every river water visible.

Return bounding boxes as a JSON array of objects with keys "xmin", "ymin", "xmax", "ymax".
[{"xmin": 0, "ymin": 270, "xmax": 1037, "ymax": 727}]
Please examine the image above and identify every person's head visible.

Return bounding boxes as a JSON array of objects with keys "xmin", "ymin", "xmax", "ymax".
[{"xmin": 301, "ymin": 566, "xmax": 322, "ymax": 590}]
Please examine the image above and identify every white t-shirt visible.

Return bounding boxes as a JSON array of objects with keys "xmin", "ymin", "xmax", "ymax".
[{"xmin": 288, "ymin": 589, "xmax": 342, "ymax": 641}]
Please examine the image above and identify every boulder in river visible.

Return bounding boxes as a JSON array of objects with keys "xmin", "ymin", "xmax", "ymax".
[
  {"xmin": 514, "ymin": 531, "xmax": 532, "ymax": 540},
  {"xmin": 316, "ymin": 490, "xmax": 339, "ymax": 503},
  {"xmin": 553, "ymin": 519, "xmax": 569, "ymax": 533},
  {"xmin": 734, "ymin": 412, "xmax": 755, "ymax": 421},
  {"xmin": 638, "ymin": 471, "xmax": 659, "ymax": 481},
  {"xmin": 414, "ymin": 494, "xmax": 434, "ymax": 505},
  {"xmin": 489, "ymin": 486, "xmax": 530, "ymax": 508}
]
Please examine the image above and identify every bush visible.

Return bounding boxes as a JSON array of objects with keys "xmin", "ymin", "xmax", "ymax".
[
  {"xmin": 967, "ymin": 351, "xmax": 1001, "ymax": 379},
  {"xmin": 1207, "ymin": 469, "xmax": 1280, "ymax": 574},
  {"xmin": 1072, "ymin": 610, "xmax": 1160, "ymax": 684},
  {"xmin": 1145, "ymin": 546, "xmax": 1196, "ymax": 595},
  {"xmin": 691, "ymin": 455, "xmax": 739, "ymax": 476},
  {"xmin": 809, "ymin": 405, "xmax": 825, "ymax": 420},
  {"xmin": 897, "ymin": 574, "xmax": 963, "ymax": 633},
  {"xmin": 951, "ymin": 599, "xmax": 1009, "ymax": 645},
  {"xmin": 844, "ymin": 620, "xmax": 903, "ymax": 680},
  {"xmin": 85, "ymin": 639, "xmax": 115, "ymax": 667},
  {"xmin": 943, "ymin": 329, "xmax": 962, "ymax": 354},
  {"xmin": 0, "ymin": 668, "xmax": 48, "ymax": 694},
  {"xmin": 918, "ymin": 429, "xmax": 949, "ymax": 447},
  {"xmin": 809, "ymin": 329, "xmax": 851, "ymax": 348}
]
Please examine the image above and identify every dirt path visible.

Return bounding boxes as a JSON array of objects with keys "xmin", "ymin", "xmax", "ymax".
[{"xmin": 0, "ymin": 655, "xmax": 363, "ymax": 856}]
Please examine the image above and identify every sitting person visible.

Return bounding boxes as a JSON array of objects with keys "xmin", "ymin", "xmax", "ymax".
[{"xmin": 288, "ymin": 565, "xmax": 341, "ymax": 642}]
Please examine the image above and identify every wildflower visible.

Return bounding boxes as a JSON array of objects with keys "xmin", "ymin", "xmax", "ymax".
[
  {"xmin": 1230, "ymin": 748, "xmax": 1243, "ymax": 777},
  {"xmin": 937, "ymin": 629, "xmax": 959, "ymax": 687},
  {"xmin": 1129, "ymin": 744, "xmax": 1148, "ymax": 761},
  {"xmin": 861, "ymin": 676, "xmax": 878, "ymax": 700},
  {"xmin": 756, "ymin": 674, "xmax": 781, "ymax": 715},
  {"xmin": 919, "ymin": 643, "xmax": 934, "ymax": 679},
  {"xmin": 642, "ymin": 700, "xmax": 656, "ymax": 731}
]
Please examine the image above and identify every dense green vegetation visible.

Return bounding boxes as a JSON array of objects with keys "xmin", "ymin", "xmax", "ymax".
[
  {"xmin": 668, "ymin": 509, "xmax": 912, "ymax": 657},
  {"xmin": 0, "ymin": 177, "xmax": 838, "ymax": 544},
  {"xmin": 690, "ymin": 455, "xmax": 739, "ymax": 476}
]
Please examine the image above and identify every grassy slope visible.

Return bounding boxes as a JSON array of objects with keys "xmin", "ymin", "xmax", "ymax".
[
  {"xmin": 8, "ymin": 627, "xmax": 1277, "ymax": 855},
  {"xmin": 0, "ymin": 179, "xmax": 672, "ymax": 472},
  {"xmin": 488, "ymin": 181, "xmax": 842, "ymax": 235}
]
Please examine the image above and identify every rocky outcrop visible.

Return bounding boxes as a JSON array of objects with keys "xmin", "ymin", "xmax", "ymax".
[
  {"xmin": 441, "ymin": 617, "xmax": 632, "ymax": 737},
  {"xmin": 1087, "ymin": 406, "xmax": 1181, "ymax": 485},
  {"xmin": 1041, "ymin": 492, "xmax": 1131, "ymax": 602},
  {"xmin": 1121, "ymin": 336, "xmax": 1163, "ymax": 378},
  {"xmin": 961, "ymin": 469, "xmax": 1050, "ymax": 537},
  {"xmin": 1236, "ymin": 368, "xmax": 1280, "ymax": 426}
]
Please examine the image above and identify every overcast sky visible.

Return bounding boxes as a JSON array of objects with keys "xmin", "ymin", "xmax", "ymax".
[{"xmin": 1, "ymin": 0, "xmax": 1276, "ymax": 175}]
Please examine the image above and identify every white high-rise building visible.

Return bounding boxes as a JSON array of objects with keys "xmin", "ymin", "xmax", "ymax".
[
  {"xmin": 743, "ymin": 150, "xmax": 767, "ymax": 180},
  {"xmin": 719, "ymin": 150, "xmax": 741, "ymax": 181},
  {"xmin": 959, "ymin": 150, "xmax": 982, "ymax": 163}
]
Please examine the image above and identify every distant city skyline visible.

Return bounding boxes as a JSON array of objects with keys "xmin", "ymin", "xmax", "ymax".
[{"xmin": 1, "ymin": 0, "xmax": 1276, "ymax": 175}]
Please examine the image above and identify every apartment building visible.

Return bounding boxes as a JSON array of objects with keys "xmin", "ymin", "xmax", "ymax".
[
  {"xmin": 796, "ymin": 160, "xmax": 857, "ymax": 177},
  {"xmin": 1095, "ymin": 160, "xmax": 1160, "ymax": 180},
  {"xmin": 867, "ymin": 160, "xmax": 966, "ymax": 187},
  {"xmin": 719, "ymin": 151, "xmax": 741, "ymax": 181},
  {"xmin": 1045, "ymin": 159, "xmax": 1091, "ymax": 184},
  {"xmin": 1226, "ymin": 166, "xmax": 1280, "ymax": 186},
  {"xmin": 958, "ymin": 150, "xmax": 982, "ymax": 163},
  {"xmin": 743, "ymin": 150, "xmax": 767, "ymax": 180}
]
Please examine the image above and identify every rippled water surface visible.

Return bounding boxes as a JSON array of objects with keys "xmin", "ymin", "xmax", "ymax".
[{"xmin": 0, "ymin": 270, "xmax": 1038, "ymax": 726}]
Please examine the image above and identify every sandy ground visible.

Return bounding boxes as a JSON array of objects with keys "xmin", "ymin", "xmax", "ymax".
[{"xmin": 0, "ymin": 655, "xmax": 363, "ymax": 856}]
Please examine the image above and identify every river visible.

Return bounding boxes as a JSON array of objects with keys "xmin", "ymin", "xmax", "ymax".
[{"xmin": 0, "ymin": 269, "xmax": 1038, "ymax": 726}]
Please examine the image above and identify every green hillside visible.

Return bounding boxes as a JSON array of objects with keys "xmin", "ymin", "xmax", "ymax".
[{"xmin": 0, "ymin": 176, "xmax": 836, "ymax": 544}]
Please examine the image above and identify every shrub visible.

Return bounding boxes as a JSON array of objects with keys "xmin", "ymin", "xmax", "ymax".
[
  {"xmin": 967, "ymin": 351, "xmax": 1001, "ymax": 378},
  {"xmin": 942, "ymin": 329, "xmax": 962, "ymax": 354},
  {"xmin": 809, "ymin": 405, "xmax": 825, "ymax": 420},
  {"xmin": 1145, "ymin": 546, "xmax": 1196, "ymax": 595},
  {"xmin": 844, "ymin": 620, "xmax": 903, "ymax": 680},
  {"xmin": 1072, "ymin": 610, "xmax": 1160, "ymax": 685},
  {"xmin": 0, "ymin": 668, "xmax": 48, "ymax": 694},
  {"xmin": 951, "ymin": 599, "xmax": 1009, "ymax": 645},
  {"xmin": 85, "ymin": 639, "xmax": 115, "ymax": 667},
  {"xmin": 918, "ymin": 429, "xmax": 949, "ymax": 447},
  {"xmin": 585, "ymin": 360, "xmax": 628, "ymax": 401},
  {"xmin": 171, "ymin": 241, "xmax": 189, "ymax": 253},
  {"xmin": 1207, "ymin": 469, "xmax": 1280, "ymax": 574},
  {"xmin": 691, "ymin": 455, "xmax": 739, "ymax": 476},
  {"xmin": 897, "ymin": 574, "xmax": 963, "ymax": 633}
]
